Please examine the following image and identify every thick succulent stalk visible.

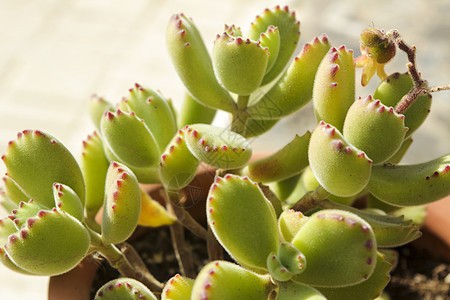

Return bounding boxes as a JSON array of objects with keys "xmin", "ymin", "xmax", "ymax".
[
  {"xmin": 290, "ymin": 185, "xmax": 330, "ymax": 213},
  {"xmin": 87, "ymin": 226, "xmax": 163, "ymax": 292},
  {"xmin": 231, "ymin": 94, "xmax": 251, "ymax": 135},
  {"xmin": 164, "ymin": 189, "xmax": 196, "ymax": 278},
  {"xmin": 167, "ymin": 197, "xmax": 207, "ymax": 240},
  {"xmin": 178, "ymin": 92, "xmax": 217, "ymax": 128},
  {"xmin": 207, "ymin": 224, "xmax": 223, "ymax": 261}
]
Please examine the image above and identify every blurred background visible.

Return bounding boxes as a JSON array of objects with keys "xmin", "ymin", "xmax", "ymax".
[{"xmin": 0, "ymin": 0, "xmax": 448, "ymax": 298}]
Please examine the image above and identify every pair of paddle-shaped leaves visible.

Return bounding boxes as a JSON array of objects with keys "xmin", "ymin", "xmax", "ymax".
[
  {"xmin": 166, "ymin": 5, "xmax": 300, "ymax": 106},
  {"xmin": 91, "ymin": 84, "xmax": 253, "ymax": 191},
  {"xmin": 0, "ymin": 130, "xmax": 160, "ymax": 276},
  {"xmin": 166, "ymin": 4, "xmax": 334, "ymax": 140}
]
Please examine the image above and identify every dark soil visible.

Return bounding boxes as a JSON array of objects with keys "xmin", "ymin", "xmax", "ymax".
[
  {"xmin": 384, "ymin": 229, "xmax": 450, "ymax": 300},
  {"xmin": 385, "ymin": 246, "xmax": 450, "ymax": 300},
  {"xmin": 91, "ymin": 226, "xmax": 450, "ymax": 299},
  {"xmin": 90, "ymin": 225, "xmax": 209, "ymax": 297}
]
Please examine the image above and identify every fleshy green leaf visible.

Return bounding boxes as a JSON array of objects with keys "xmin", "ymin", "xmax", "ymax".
[
  {"xmin": 103, "ymin": 144, "xmax": 161, "ymax": 184},
  {"xmin": 317, "ymin": 252, "xmax": 391, "ymax": 300},
  {"xmin": 213, "ymin": 33, "xmax": 269, "ymax": 95},
  {"xmin": 259, "ymin": 25, "xmax": 280, "ymax": 73},
  {"xmin": 126, "ymin": 84, "xmax": 177, "ymax": 151},
  {"xmin": 277, "ymin": 281, "xmax": 326, "ymax": 300},
  {"xmin": 319, "ymin": 200, "xmax": 421, "ymax": 247},
  {"xmin": 80, "ymin": 132, "xmax": 109, "ymax": 219},
  {"xmin": 373, "ymin": 72, "xmax": 431, "ymax": 137},
  {"xmin": 207, "ymin": 174, "xmax": 278, "ymax": 272},
  {"xmin": 100, "ymin": 109, "xmax": 160, "ymax": 168},
  {"xmin": 162, "ymin": 274, "xmax": 194, "ymax": 300},
  {"xmin": 95, "ymin": 278, "xmax": 157, "ymax": 300},
  {"xmin": 53, "ymin": 183, "xmax": 84, "ymax": 222},
  {"xmin": 5, "ymin": 209, "xmax": 90, "ymax": 275},
  {"xmin": 2, "ymin": 130, "xmax": 85, "ymax": 208},
  {"xmin": 343, "ymin": 95, "xmax": 407, "ymax": 163},
  {"xmin": 367, "ymin": 154, "xmax": 450, "ymax": 206},
  {"xmin": 6, "ymin": 200, "xmax": 43, "ymax": 229},
  {"xmin": 191, "ymin": 261, "xmax": 274, "ymax": 299},
  {"xmin": 166, "ymin": 13, "xmax": 235, "ymax": 112},
  {"xmin": 1, "ymin": 175, "xmax": 29, "ymax": 206},
  {"xmin": 183, "ymin": 124, "xmax": 252, "ymax": 169},
  {"xmin": 297, "ymin": 166, "xmax": 356, "ymax": 206},
  {"xmin": 247, "ymin": 35, "xmax": 330, "ymax": 120},
  {"xmin": 313, "ymin": 46, "xmax": 355, "ymax": 131},
  {"xmin": 159, "ymin": 128, "xmax": 199, "ymax": 190},
  {"xmin": 178, "ymin": 92, "xmax": 216, "ymax": 128},
  {"xmin": 292, "ymin": 209, "xmax": 377, "ymax": 287},
  {"xmin": 89, "ymin": 95, "xmax": 114, "ymax": 131},
  {"xmin": 278, "ymin": 209, "xmax": 309, "ymax": 242},
  {"xmin": 308, "ymin": 122, "xmax": 372, "ymax": 197},
  {"xmin": 243, "ymin": 131, "xmax": 310, "ymax": 183},
  {"xmin": 248, "ymin": 5, "xmax": 301, "ymax": 85},
  {"xmin": 267, "ymin": 242, "xmax": 306, "ymax": 281},
  {"xmin": 101, "ymin": 162, "xmax": 141, "ymax": 244}
]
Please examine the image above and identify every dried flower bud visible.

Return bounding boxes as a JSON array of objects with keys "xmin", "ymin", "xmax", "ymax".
[
  {"xmin": 360, "ymin": 27, "xmax": 396, "ymax": 64},
  {"xmin": 360, "ymin": 28, "xmax": 384, "ymax": 48}
]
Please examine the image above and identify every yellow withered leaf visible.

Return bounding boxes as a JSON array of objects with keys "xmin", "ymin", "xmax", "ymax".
[{"xmin": 138, "ymin": 188, "xmax": 176, "ymax": 227}]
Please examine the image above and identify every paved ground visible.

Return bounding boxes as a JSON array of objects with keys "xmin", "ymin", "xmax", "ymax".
[{"xmin": 0, "ymin": 0, "xmax": 448, "ymax": 298}]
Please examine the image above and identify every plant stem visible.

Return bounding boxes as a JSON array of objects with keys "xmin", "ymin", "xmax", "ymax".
[
  {"xmin": 117, "ymin": 242, "xmax": 156, "ymax": 281},
  {"xmin": 428, "ymin": 83, "xmax": 450, "ymax": 93},
  {"xmin": 231, "ymin": 94, "xmax": 250, "ymax": 135},
  {"xmin": 86, "ymin": 226, "xmax": 163, "ymax": 292},
  {"xmin": 207, "ymin": 224, "xmax": 223, "ymax": 261},
  {"xmin": 290, "ymin": 185, "xmax": 330, "ymax": 213},
  {"xmin": 84, "ymin": 216, "xmax": 101, "ymax": 233},
  {"xmin": 266, "ymin": 278, "xmax": 279, "ymax": 300},
  {"xmin": 164, "ymin": 189, "xmax": 207, "ymax": 239},
  {"xmin": 390, "ymin": 30, "xmax": 450, "ymax": 114},
  {"xmin": 164, "ymin": 189, "xmax": 196, "ymax": 278}
]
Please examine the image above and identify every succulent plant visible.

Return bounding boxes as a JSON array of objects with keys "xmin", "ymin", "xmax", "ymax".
[{"xmin": 1, "ymin": 4, "xmax": 449, "ymax": 300}]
